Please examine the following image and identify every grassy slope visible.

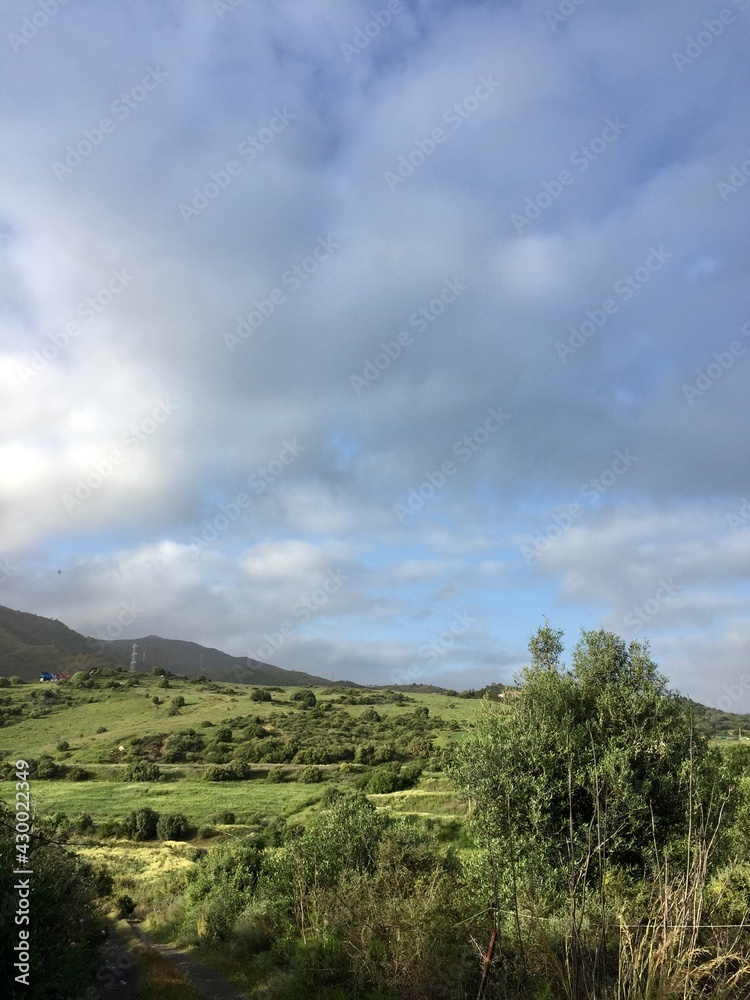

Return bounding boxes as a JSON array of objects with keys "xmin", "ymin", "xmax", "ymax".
[
  {"xmin": 0, "ymin": 679, "xmax": 482, "ymax": 828},
  {"xmin": 0, "ymin": 680, "xmax": 485, "ymax": 760}
]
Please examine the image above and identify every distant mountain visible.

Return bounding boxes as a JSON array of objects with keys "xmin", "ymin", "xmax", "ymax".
[
  {"xmin": 0, "ymin": 604, "xmax": 353, "ymax": 687},
  {"xmin": 104, "ymin": 635, "xmax": 352, "ymax": 687},
  {"xmin": 0, "ymin": 604, "xmax": 113, "ymax": 680}
]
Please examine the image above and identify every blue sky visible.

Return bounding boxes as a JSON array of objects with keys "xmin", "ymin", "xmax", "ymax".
[{"xmin": 1, "ymin": 0, "xmax": 749, "ymax": 707}]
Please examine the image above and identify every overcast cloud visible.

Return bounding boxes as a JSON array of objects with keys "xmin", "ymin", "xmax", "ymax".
[{"xmin": 1, "ymin": 0, "xmax": 749, "ymax": 708}]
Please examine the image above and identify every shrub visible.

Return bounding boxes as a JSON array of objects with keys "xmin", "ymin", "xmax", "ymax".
[
  {"xmin": 158, "ymin": 677, "xmax": 170, "ymax": 689},
  {"xmin": 34, "ymin": 755, "xmax": 66, "ymax": 780},
  {"xmin": 98, "ymin": 820, "xmax": 125, "ymax": 839},
  {"xmin": 96, "ymin": 726, "xmax": 107, "ymax": 733},
  {"xmin": 157, "ymin": 812, "xmax": 190, "ymax": 841},
  {"xmin": 172, "ymin": 695, "xmax": 186, "ymax": 708},
  {"xmin": 266, "ymin": 768, "xmax": 287, "ymax": 783},
  {"xmin": 162, "ymin": 729, "xmax": 204, "ymax": 762},
  {"xmin": 251, "ymin": 688, "xmax": 272, "ymax": 702},
  {"xmin": 298, "ymin": 766, "xmax": 324, "ymax": 783},
  {"xmin": 124, "ymin": 807, "xmax": 160, "ymax": 841},
  {"xmin": 291, "ymin": 689, "xmax": 317, "ymax": 709},
  {"xmin": 126, "ymin": 759, "xmax": 161, "ymax": 782},
  {"xmin": 214, "ymin": 811, "xmax": 236, "ymax": 825},
  {"xmin": 67, "ymin": 766, "xmax": 92, "ymax": 782},
  {"xmin": 0, "ymin": 802, "xmax": 108, "ymax": 996},
  {"xmin": 321, "ymin": 785, "xmax": 344, "ymax": 807}
]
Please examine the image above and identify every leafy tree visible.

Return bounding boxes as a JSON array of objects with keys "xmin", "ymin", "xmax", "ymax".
[
  {"xmin": 298, "ymin": 765, "xmax": 324, "ymax": 783},
  {"xmin": 124, "ymin": 806, "xmax": 160, "ymax": 840},
  {"xmin": 448, "ymin": 625, "xmax": 710, "ymax": 900},
  {"xmin": 291, "ymin": 688, "xmax": 317, "ymax": 709},
  {"xmin": 0, "ymin": 803, "xmax": 106, "ymax": 998},
  {"xmin": 157, "ymin": 812, "xmax": 190, "ymax": 840},
  {"xmin": 126, "ymin": 759, "xmax": 161, "ymax": 782}
]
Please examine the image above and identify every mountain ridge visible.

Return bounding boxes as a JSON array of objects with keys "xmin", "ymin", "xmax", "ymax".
[{"xmin": 0, "ymin": 604, "xmax": 354, "ymax": 687}]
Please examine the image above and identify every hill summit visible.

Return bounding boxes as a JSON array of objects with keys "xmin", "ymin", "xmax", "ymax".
[{"xmin": 0, "ymin": 604, "xmax": 351, "ymax": 687}]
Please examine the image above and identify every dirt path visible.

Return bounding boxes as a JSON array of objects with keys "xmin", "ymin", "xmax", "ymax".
[
  {"xmin": 127, "ymin": 923, "xmax": 252, "ymax": 1000},
  {"xmin": 87, "ymin": 926, "xmax": 139, "ymax": 1000}
]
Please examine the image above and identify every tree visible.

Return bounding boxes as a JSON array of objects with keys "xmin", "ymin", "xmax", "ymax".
[
  {"xmin": 0, "ymin": 802, "xmax": 106, "ymax": 998},
  {"xmin": 291, "ymin": 688, "xmax": 316, "ymax": 709},
  {"xmin": 124, "ymin": 807, "xmax": 160, "ymax": 840},
  {"xmin": 157, "ymin": 812, "xmax": 190, "ymax": 840},
  {"xmin": 448, "ymin": 625, "xmax": 709, "ymax": 901}
]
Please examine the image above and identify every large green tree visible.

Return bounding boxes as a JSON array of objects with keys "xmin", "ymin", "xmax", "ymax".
[{"xmin": 449, "ymin": 625, "xmax": 714, "ymax": 904}]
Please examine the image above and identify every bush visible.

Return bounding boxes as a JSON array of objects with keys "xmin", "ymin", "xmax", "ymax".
[
  {"xmin": 96, "ymin": 726, "xmax": 107, "ymax": 733},
  {"xmin": 321, "ymin": 785, "xmax": 344, "ymax": 807},
  {"xmin": 157, "ymin": 812, "xmax": 190, "ymax": 841},
  {"xmin": 266, "ymin": 768, "xmax": 287, "ymax": 783},
  {"xmin": 291, "ymin": 689, "xmax": 317, "ymax": 709},
  {"xmin": 67, "ymin": 766, "xmax": 92, "ymax": 782},
  {"xmin": 204, "ymin": 760, "xmax": 252, "ymax": 781},
  {"xmin": 98, "ymin": 820, "xmax": 125, "ymax": 839},
  {"xmin": 358, "ymin": 762, "xmax": 421, "ymax": 795},
  {"xmin": 214, "ymin": 811, "xmax": 236, "ymax": 825},
  {"xmin": 56, "ymin": 739, "xmax": 70, "ymax": 752},
  {"xmin": 298, "ymin": 766, "xmax": 324, "ymax": 783},
  {"xmin": 162, "ymin": 729, "xmax": 205, "ymax": 762},
  {"xmin": 126, "ymin": 759, "xmax": 161, "ymax": 782},
  {"xmin": 251, "ymin": 688, "xmax": 272, "ymax": 702},
  {"xmin": 124, "ymin": 807, "xmax": 160, "ymax": 841},
  {"xmin": 158, "ymin": 677, "xmax": 170, "ymax": 689},
  {"xmin": 0, "ymin": 802, "xmax": 107, "ymax": 997},
  {"xmin": 76, "ymin": 813, "xmax": 95, "ymax": 833},
  {"xmin": 34, "ymin": 755, "xmax": 66, "ymax": 780}
]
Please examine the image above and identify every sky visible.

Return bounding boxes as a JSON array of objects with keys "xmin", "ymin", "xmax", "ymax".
[{"xmin": 1, "ymin": 0, "xmax": 749, "ymax": 708}]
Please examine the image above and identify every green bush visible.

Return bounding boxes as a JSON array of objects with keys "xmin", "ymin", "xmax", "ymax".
[
  {"xmin": 291, "ymin": 689, "xmax": 317, "ymax": 709},
  {"xmin": 251, "ymin": 688, "xmax": 272, "ymax": 702},
  {"xmin": 162, "ymin": 729, "xmax": 205, "ymax": 762},
  {"xmin": 126, "ymin": 759, "xmax": 161, "ymax": 782},
  {"xmin": 67, "ymin": 766, "xmax": 92, "ymax": 782},
  {"xmin": 76, "ymin": 813, "xmax": 95, "ymax": 833},
  {"xmin": 34, "ymin": 755, "xmax": 66, "ymax": 780},
  {"xmin": 157, "ymin": 812, "xmax": 190, "ymax": 841},
  {"xmin": 124, "ymin": 807, "xmax": 160, "ymax": 841},
  {"xmin": 0, "ymin": 803, "xmax": 107, "ymax": 997},
  {"xmin": 298, "ymin": 765, "xmax": 324, "ymax": 783}
]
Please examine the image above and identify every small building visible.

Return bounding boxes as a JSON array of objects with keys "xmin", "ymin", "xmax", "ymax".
[{"xmin": 39, "ymin": 672, "xmax": 57, "ymax": 682}]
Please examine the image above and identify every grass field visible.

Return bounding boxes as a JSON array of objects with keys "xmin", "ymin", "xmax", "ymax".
[
  {"xmin": 0, "ymin": 776, "xmax": 329, "ymax": 826},
  {"xmin": 0, "ymin": 680, "xmax": 490, "ymax": 764}
]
